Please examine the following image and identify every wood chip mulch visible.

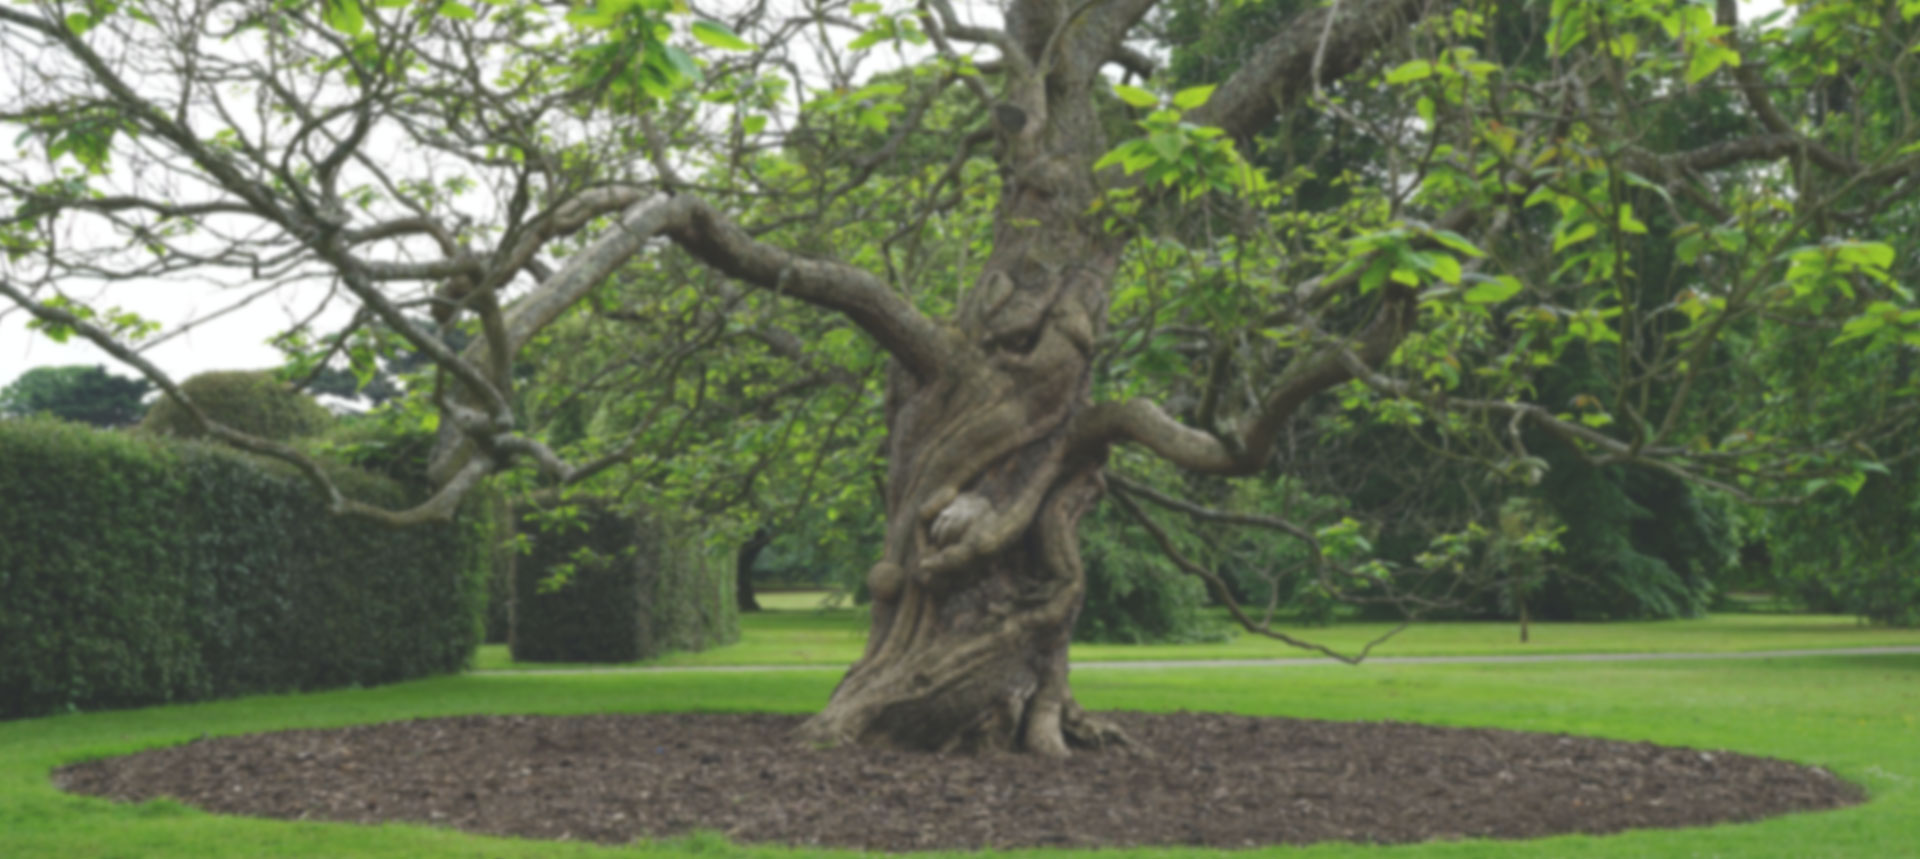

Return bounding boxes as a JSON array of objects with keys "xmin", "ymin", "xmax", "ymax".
[{"xmin": 53, "ymin": 712, "xmax": 1862, "ymax": 851}]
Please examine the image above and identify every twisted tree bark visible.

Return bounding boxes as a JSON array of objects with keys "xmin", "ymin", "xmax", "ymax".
[
  {"xmin": 795, "ymin": 5, "xmax": 1132, "ymax": 753},
  {"xmin": 796, "ymin": 0, "xmax": 1437, "ymax": 756}
]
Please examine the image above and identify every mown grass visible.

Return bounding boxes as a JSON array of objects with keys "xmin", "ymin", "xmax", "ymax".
[
  {"xmin": 473, "ymin": 595, "xmax": 1920, "ymax": 671},
  {"xmin": 3, "ymin": 654, "xmax": 1917, "ymax": 857}
]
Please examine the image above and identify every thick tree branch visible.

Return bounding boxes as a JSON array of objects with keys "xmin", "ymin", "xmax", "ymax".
[
  {"xmin": 499, "ymin": 192, "xmax": 947, "ymax": 380},
  {"xmin": 1191, "ymin": 0, "xmax": 1437, "ymax": 140},
  {"xmin": 1072, "ymin": 287, "xmax": 1416, "ymax": 475},
  {"xmin": 1713, "ymin": 0, "xmax": 1859, "ymax": 176}
]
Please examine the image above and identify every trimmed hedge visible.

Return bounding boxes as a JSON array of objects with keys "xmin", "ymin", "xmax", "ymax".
[
  {"xmin": 140, "ymin": 370, "xmax": 333, "ymax": 441},
  {"xmin": 512, "ymin": 499, "xmax": 737, "ymax": 663},
  {"xmin": 0, "ymin": 418, "xmax": 488, "ymax": 720}
]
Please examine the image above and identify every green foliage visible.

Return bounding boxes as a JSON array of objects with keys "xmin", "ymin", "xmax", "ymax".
[
  {"xmin": 1075, "ymin": 501, "xmax": 1224, "ymax": 644},
  {"xmin": 1143, "ymin": 0, "xmax": 1913, "ymax": 628},
  {"xmin": 0, "ymin": 364, "xmax": 150, "ymax": 427},
  {"xmin": 1094, "ymin": 83, "xmax": 1268, "ymax": 205},
  {"xmin": 0, "ymin": 417, "xmax": 489, "ymax": 720},
  {"xmin": 511, "ymin": 498, "xmax": 737, "ymax": 663},
  {"xmin": 140, "ymin": 370, "xmax": 332, "ymax": 442},
  {"xmin": 305, "ymin": 408, "xmax": 520, "ymax": 643},
  {"xmin": 1768, "ymin": 458, "xmax": 1920, "ymax": 627},
  {"xmin": 1530, "ymin": 449, "xmax": 1734, "ymax": 620},
  {"xmin": 307, "ymin": 407, "xmax": 441, "ymax": 485}
]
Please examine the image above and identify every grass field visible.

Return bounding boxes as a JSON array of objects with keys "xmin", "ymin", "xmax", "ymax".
[
  {"xmin": 12, "ymin": 596, "xmax": 1920, "ymax": 856},
  {"xmin": 473, "ymin": 594, "xmax": 1920, "ymax": 671},
  {"xmin": 4, "ymin": 651, "xmax": 1917, "ymax": 857}
]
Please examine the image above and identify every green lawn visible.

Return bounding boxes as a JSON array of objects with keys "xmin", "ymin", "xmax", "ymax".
[
  {"xmin": 4, "ymin": 654, "xmax": 1917, "ymax": 857},
  {"xmin": 473, "ymin": 597, "xmax": 1920, "ymax": 671}
]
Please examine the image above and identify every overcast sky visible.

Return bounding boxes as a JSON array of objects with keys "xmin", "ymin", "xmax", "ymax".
[{"xmin": 0, "ymin": 0, "xmax": 1789, "ymax": 391}]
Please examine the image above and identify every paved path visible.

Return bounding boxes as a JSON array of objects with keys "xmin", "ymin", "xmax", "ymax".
[{"xmin": 470, "ymin": 645, "xmax": 1920, "ymax": 676}]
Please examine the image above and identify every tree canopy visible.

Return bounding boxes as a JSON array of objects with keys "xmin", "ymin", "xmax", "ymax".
[
  {"xmin": 0, "ymin": 364, "xmax": 150, "ymax": 426},
  {"xmin": 3, "ymin": 0, "xmax": 1916, "ymax": 753}
]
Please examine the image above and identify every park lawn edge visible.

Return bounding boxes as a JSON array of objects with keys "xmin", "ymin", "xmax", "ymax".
[
  {"xmin": 471, "ymin": 611, "xmax": 1920, "ymax": 672},
  {"xmin": 3, "ymin": 655, "xmax": 1917, "ymax": 858}
]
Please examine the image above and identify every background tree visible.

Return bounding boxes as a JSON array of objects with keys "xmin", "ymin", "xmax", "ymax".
[
  {"xmin": 0, "ymin": 364, "xmax": 150, "ymax": 426},
  {"xmin": 3, "ymin": 0, "xmax": 1917, "ymax": 758}
]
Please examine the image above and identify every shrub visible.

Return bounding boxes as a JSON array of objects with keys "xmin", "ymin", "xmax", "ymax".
[
  {"xmin": 309, "ymin": 409, "xmax": 516, "ymax": 643},
  {"xmin": 140, "ymin": 370, "xmax": 332, "ymax": 441},
  {"xmin": 1075, "ymin": 502, "xmax": 1225, "ymax": 644},
  {"xmin": 1768, "ymin": 460, "xmax": 1920, "ymax": 627},
  {"xmin": 512, "ymin": 498, "xmax": 738, "ymax": 662},
  {"xmin": 0, "ymin": 417, "xmax": 488, "ymax": 720}
]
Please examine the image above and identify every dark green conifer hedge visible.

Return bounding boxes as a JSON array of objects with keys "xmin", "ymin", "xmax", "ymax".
[
  {"xmin": 511, "ymin": 499, "xmax": 737, "ymax": 663},
  {"xmin": 0, "ymin": 418, "xmax": 488, "ymax": 719}
]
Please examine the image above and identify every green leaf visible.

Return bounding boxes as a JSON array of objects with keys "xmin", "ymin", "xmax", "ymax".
[
  {"xmin": 692, "ymin": 20, "xmax": 754, "ymax": 51},
  {"xmin": 851, "ymin": 2, "xmax": 883, "ymax": 13},
  {"xmin": 1093, "ymin": 145, "xmax": 1133, "ymax": 172},
  {"xmin": 1464, "ymin": 276, "xmax": 1523, "ymax": 304},
  {"xmin": 565, "ymin": 4, "xmax": 620, "ymax": 28},
  {"xmin": 1834, "ymin": 470, "xmax": 1867, "ymax": 496},
  {"xmin": 1832, "ymin": 313, "xmax": 1886, "ymax": 345},
  {"xmin": 1147, "ymin": 131, "xmax": 1182, "ymax": 162},
  {"xmin": 65, "ymin": 13, "xmax": 93, "ymax": 35},
  {"xmin": 1385, "ymin": 60, "xmax": 1434, "ymax": 84},
  {"xmin": 1428, "ymin": 229, "xmax": 1485, "ymax": 258},
  {"xmin": 438, "ymin": 2, "xmax": 477, "ymax": 21},
  {"xmin": 1425, "ymin": 253, "xmax": 1462, "ymax": 285},
  {"xmin": 1675, "ymin": 233, "xmax": 1707, "ymax": 264},
  {"xmin": 663, "ymin": 45, "xmax": 701, "ymax": 82},
  {"xmin": 1618, "ymin": 204, "xmax": 1648, "ymax": 235},
  {"xmin": 849, "ymin": 82, "xmax": 906, "ymax": 100},
  {"xmin": 1711, "ymin": 227, "xmax": 1746, "ymax": 253},
  {"xmin": 1171, "ymin": 85, "xmax": 1216, "ymax": 110},
  {"xmin": 1553, "ymin": 222, "xmax": 1597, "ymax": 252},
  {"xmin": 1113, "ymin": 85, "xmax": 1158, "ymax": 109},
  {"xmin": 1838, "ymin": 242, "xmax": 1895, "ymax": 270},
  {"xmin": 1685, "ymin": 45, "xmax": 1739, "ymax": 84},
  {"xmin": 323, "ymin": 0, "xmax": 366, "ymax": 36},
  {"xmin": 741, "ymin": 114, "xmax": 767, "ymax": 135},
  {"xmin": 1360, "ymin": 255, "xmax": 1393, "ymax": 293}
]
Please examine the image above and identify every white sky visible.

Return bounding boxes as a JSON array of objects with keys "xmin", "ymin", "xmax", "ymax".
[
  {"xmin": 0, "ymin": 0, "xmax": 1788, "ymax": 391},
  {"xmin": 0, "ymin": 280, "xmax": 342, "ymax": 386}
]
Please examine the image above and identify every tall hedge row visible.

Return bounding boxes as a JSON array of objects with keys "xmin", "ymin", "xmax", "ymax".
[
  {"xmin": 0, "ymin": 418, "xmax": 489, "ymax": 719},
  {"xmin": 512, "ymin": 499, "xmax": 737, "ymax": 663}
]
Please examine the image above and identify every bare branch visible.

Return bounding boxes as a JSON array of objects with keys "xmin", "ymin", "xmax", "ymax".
[{"xmin": 1108, "ymin": 489, "xmax": 1407, "ymax": 664}]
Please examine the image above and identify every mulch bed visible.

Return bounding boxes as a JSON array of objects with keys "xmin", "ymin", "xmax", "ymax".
[{"xmin": 54, "ymin": 712, "xmax": 1861, "ymax": 851}]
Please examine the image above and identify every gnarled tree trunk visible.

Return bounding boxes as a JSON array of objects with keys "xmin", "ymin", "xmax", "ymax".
[
  {"xmin": 794, "ymin": 253, "xmax": 1125, "ymax": 755},
  {"xmin": 797, "ymin": 18, "xmax": 1128, "ymax": 754},
  {"xmin": 794, "ymin": 0, "xmax": 1435, "ymax": 757}
]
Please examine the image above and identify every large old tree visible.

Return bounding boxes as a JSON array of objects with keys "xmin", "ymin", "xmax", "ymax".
[{"xmin": 4, "ymin": 0, "xmax": 1916, "ymax": 755}]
